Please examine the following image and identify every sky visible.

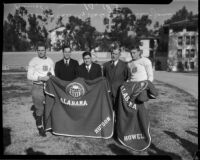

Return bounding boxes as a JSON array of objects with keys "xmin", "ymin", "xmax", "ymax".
[{"xmin": 3, "ymin": 1, "xmax": 198, "ymax": 32}]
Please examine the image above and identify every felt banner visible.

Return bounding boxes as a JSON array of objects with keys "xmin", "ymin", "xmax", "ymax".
[
  {"xmin": 44, "ymin": 76, "xmax": 114, "ymax": 139},
  {"xmin": 117, "ymin": 80, "xmax": 158, "ymax": 151}
]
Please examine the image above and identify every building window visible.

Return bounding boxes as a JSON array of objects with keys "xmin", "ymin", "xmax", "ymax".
[
  {"xmin": 186, "ymin": 36, "xmax": 190, "ymax": 45},
  {"xmin": 186, "ymin": 49, "xmax": 190, "ymax": 58},
  {"xmin": 191, "ymin": 36, "xmax": 196, "ymax": 45},
  {"xmin": 177, "ymin": 49, "xmax": 182, "ymax": 58},
  {"xmin": 190, "ymin": 49, "xmax": 195, "ymax": 58},
  {"xmin": 178, "ymin": 37, "xmax": 183, "ymax": 46},
  {"xmin": 185, "ymin": 62, "xmax": 188, "ymax": 69},
  {"xmin": 190, "ymin": 62, "xmax": 194, "ymax": 69}
]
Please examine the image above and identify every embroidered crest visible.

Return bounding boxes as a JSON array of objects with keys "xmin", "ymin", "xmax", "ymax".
[{"xmin": 66, "ymin": 82, "xmax": 85, "ymax": 98}]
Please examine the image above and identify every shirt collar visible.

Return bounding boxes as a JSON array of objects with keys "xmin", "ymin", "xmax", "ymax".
[
  {"xmin": 112, "ymin": 60, "xmax": 119, "ymax": 66},
  {"xmin": 86, "ymin": 64, "xmax": 92, "ymax": 70},
  {"xmin": 64, "ymin": 58, "xmax": 70, "ymax": 64}
]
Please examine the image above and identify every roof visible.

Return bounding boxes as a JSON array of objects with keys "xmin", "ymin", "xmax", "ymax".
[
  {"xmin": 49, "ymin": 25, "xmax": 65, "ymax": 32},
  {"xmin": 163, "ymin": 18, "xmax": 198, "ymax": 28},
  {"xmin": 138, "ymin": 35, "xmax": 158, "ymax": 40}
]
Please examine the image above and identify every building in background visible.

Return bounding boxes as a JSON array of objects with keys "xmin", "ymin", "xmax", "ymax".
[{"xmin": 164, "ymin": 17, "xmax": 198, "ymax": 72}]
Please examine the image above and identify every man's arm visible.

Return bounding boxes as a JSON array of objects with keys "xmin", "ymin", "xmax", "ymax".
[
  {"xmin": 97, "ymin": 64, "xmax": 103, "ymax": 77},
  {"xmin": 74, "ymin": 61, "xmax": 79, "ymax": 78},
  {"xmin": 102, "ymin": 63, "xmax": 107, "ymax": 77},
  {"xmin": 27, "ymin": 59, "xmax": 39, "ymax": 81},
  {"xmin": 54, "ymin": 62, "xmax": 59, "ymax": 78},
  {"xmin": 145, "ymin": 59, "xmax": 153, "ymax": 82},
  {"xmin": 49, "ymin": 59, "xmax": 55, "ymax": 76},
  {"xmin": 124, "ymin": 62, "xmax": 131, "ymax": 81}
]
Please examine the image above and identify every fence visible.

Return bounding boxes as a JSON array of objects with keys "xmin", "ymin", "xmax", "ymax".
[{"xmin": 2, "ymin": 51, "xmax": 130, "ymax": 71}]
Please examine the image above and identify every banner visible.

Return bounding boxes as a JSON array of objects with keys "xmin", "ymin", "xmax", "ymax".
[
  {"xmin": 44, "ymin": 76, "xmax": 114, "ymax": 139},
  {"xmin": 117, "ymin": 80, "xmax": 158, "ymax": 151}
]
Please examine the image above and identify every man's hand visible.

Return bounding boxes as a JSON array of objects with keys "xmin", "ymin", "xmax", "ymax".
[{"xmin": 38, "ymin": 76, "xmax": 50, "ymax": 82}]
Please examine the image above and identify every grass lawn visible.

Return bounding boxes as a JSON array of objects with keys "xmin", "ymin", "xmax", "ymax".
[{"xmin": 2, "ymin": 73, "xmax": 198, "ymax": 159}]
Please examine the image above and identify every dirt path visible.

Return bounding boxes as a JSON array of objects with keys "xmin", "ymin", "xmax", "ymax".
[{"xmin": 2, "ymin": 74, "xmax": 198, "ymax": 159}]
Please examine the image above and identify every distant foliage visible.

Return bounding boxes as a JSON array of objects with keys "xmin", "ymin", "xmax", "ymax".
[
  {"xmin": 164, "ymin": 6, "xmax": 197, "ymax": 24},
  {"xmin": 104, "ymin": 7, "xmax": 152, "ymax": 50},
  {"xmin": 3, "ymin": 7, "xmax": 53, "ymax": 51}
]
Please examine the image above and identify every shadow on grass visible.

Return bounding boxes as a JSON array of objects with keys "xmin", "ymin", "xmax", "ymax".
[
  {"xmin": 163, "ymin": 130, "xmax": 198, "ymax": 157},
  {"xmin": 3, "ymin": 127, "xmax": 11, "ymax": 153},
  {"xmin": 107, "ymin": 143, "xmax": 133, "ymax": 155},
  {"xmin": 148, "ymin": 143, "xmax": 182, "ymax": 160},
  {"xmin": 30, "ymin": 105, "xmax": 36, "ymax": 120},
  {"xmin": 2, "ymin": 91, "xmax": 31, "ymax": 101},
  {"xmin": 26, "ymin": 147, "xmax": 46, "ymax": 155},
  {"xmin": 2, "ymin": 85, "xmax": 28, "ymax": 91},
  {"xmin": 185, "ymin": 130, "xmax": 198, "ymax": 138}
]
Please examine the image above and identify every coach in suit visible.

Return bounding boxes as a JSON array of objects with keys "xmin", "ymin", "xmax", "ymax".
[
  {"xmin": 103, "ymin": 46, "xmax": 131, "ymax": 109},
  {"xmin": 78, "ymin": 51, "xmax": 102, "ymax": 80},
  {"xmin": 55, "ymin": 45, "xmax": 79, "ymax": 81}
]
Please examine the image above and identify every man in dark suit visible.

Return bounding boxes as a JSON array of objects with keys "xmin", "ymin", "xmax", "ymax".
[
  {"xmin": 55, "ymin": 45, "xmax": 79, "ymax": 81},
  {"xmin": 103, "ymin": 46, "xmax": 131, "ymax": 110},
  {"xmin": 78, "ymin": 51, "xmax": 102, "ymax": 80}
]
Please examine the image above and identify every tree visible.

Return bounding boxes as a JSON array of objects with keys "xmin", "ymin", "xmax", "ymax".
[
  {"xmin": 104, "ymin": 7, "xmax": 152, "ymax": 50},
  {"xmin": 27, "ymin": 9, "xmax": 54, "ymax": 50},
  {"xmin": 3, "ymin": 7, "xmax": 54, "ymax": 51},
  {"xmin": 60, "ymin": 16, "xmax": 97, "ymax": 51},
  {"xmin": 3, "ymin": 7, "xmax": 31, "ymax": 51},
  {"xmin": 164, "ymin": 6, "xmax": 195, "ymax": 24}
]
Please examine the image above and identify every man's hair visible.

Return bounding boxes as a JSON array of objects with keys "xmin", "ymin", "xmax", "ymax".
[
  {"xmin": 130, "ymin": 45, "xmax": 143, "ymax": 57},
  {"xmin": 82, "ymin": 51, "xmax": 91, "ymax": 58},
  {"xmin": 62, "ymin": 45, "xmax": 71, "ymax": 52},
  {"xmin": 36, "ymin": 41, "xmax": 46, "ymax": 50},
  {"xmin": 130, "ymin": 45, "xmax": 141, "ymax": 51},
  {"xmin": 110, "ymin": 42, "xmax": 121, "ymax": 53}
]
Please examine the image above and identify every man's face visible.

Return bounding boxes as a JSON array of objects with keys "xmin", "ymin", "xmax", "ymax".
[
  {"xmin": 63, "ymin": 47, "xmax": 71, "ymax": 59},
  {"xmin": 130, "ymin": 49, "xmax": 141, "ymax": 60},
  {"xmin": 37, "ymin": 46, "xmax": 46, "ymax": 59},
  {"xmin": 111, "ymin": 49, "xmax": 121, "ymax": 61},
  {"xmin": 83, "ymin": 55, "xmax": 92, "ymax": 66}
]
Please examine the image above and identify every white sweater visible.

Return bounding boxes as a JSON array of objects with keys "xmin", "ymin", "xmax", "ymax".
[
  {"xmin": 27, "ymin": 56, "xmax": 55, "ymax": 83},
  {"xmin": 128, "ymin": 57, "xmax": 153, "ymax": 82}
]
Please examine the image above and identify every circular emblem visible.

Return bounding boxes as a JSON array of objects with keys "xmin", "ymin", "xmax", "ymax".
[{"xmin": 66, "ymin": 82, "xmax": 85, "ymax": 98}]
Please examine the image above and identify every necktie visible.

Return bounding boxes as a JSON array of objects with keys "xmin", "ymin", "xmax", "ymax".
[
  {"xmin": 66, "ymin": 60, "xmax": 69, "ymax": 66},
  {"xmin": 111, "ymin": 61, "xmax": 115, "ymax": 68},
  {"xmin": 86, "ymin": 66, "xmax": 90, "ymax": 72}
]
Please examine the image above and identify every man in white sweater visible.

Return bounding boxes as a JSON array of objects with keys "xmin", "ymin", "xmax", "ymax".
[
  {"xmin": 128, "ymin": 46, "xmax": 153, "ymax": 82},
  {"xmin": 27, "ymin": 41, "xmax": 55, "ymax": 137}
]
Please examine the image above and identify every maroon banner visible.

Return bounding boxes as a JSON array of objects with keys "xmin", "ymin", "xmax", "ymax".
[
  {"xmin": 117, "ymin": 80, "xmax": 158, "ymax": 151},
  {"xmin": 44, "ymin": 76, "xmax": 114, "ymax": 139}
]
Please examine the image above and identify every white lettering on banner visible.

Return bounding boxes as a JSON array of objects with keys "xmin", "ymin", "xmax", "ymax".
[
  {"xmin": 121, "ymin": 86, "xmax": 137, "ymax": 110},
  {"xmin": 124, "ymin": 134, "xmax": 145, "ymax": 141},
  {"xmin": 94, "ymin": 117, "xmax": 111, "ymax": 134},
  {"xmin": 60, "ymin": 98, "xmax": 88, "ymax": 106}
]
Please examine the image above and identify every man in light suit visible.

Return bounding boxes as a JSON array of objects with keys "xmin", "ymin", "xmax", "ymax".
[
  {"xmin": 78, "ymin": 51, "xmax": 102, "ymax": 80},
  {"xmin": 54, "ymin": 45, "xmax": 79, "ymax": 81}
]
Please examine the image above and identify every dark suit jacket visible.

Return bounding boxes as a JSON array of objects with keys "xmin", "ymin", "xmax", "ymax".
[
  {"xmin": 55, "ymin": 58, "xmax": 79, "ymax": 81},
  {"xmin": 78, "ymin": 62, "xmax": 102, "ymax": 80},
  {"xmin": 103, "ymin": 60, "xmax": 131, "ymax": 102}
]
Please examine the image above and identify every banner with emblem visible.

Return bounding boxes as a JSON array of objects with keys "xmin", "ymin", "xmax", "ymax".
[
  {"xmin": 44, "ymin": 76, "xmax": 114, "ymax": 139},
  {"xmin": 117, "ymin": 80, "xmax": 158, "ymax": 151}
]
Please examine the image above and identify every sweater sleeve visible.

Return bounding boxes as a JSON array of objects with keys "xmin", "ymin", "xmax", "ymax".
[
  {"xmin": 27, "ymin": 58, "xmax": 39, "ymax": 81},
  {"xmin": 49, "ymin": 58, "xmax": 55, "ymax": 76},
  {"xmin": 144, "ymin": 58, "xmax": 154, "ymax": 82}
]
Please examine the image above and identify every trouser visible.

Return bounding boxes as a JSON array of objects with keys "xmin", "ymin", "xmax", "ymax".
[{"xmin": 31, "ymin": 84, "xmax": 45, "ymax": 118}]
